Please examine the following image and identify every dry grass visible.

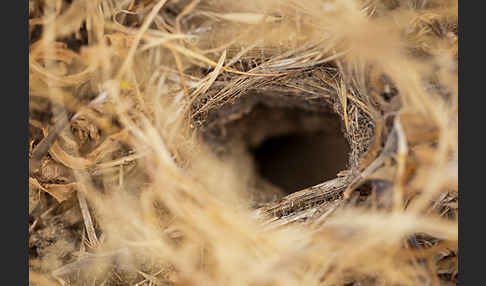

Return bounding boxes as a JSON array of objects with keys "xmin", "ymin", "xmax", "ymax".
[{"xmin": 29, "ymin": 0, "xmax": 458, "ymax": 285}]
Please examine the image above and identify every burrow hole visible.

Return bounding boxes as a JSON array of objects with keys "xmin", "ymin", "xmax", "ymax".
[
  {"xmin": 217, "ymin": 103, "xmax": 351, "ymax": 197},
  {"xmin": 251, "ymin": 130, "xmax": 349, "ymax": 195}
]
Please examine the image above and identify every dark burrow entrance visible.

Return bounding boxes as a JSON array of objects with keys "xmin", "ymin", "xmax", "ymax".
[
  {"xmin": 251, "ymin": 130, "xmax": 349, "ymax": 195},
  {"xmin": 202, "ymin": 97, "xmax": 352, "ymax": 199}
]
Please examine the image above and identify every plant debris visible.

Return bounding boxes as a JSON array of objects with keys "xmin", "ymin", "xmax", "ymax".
[{"xmin": 29, "ymin": 0, "xmax": 458, "ymax": 285}]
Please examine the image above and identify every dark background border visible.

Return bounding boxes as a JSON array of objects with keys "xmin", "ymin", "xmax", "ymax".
[{"xmin": 3, "ymin": 0, "xmax": 28, "ymax": 284}]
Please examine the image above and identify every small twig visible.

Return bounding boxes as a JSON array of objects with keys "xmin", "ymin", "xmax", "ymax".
[
  {"xmin": 92, "ymin": 150, "xmax": 149, "ymax": 170},
  {"xmin": 135, "ymin": 269, "xmax": 164, "ymax": 286},
  {"xmin": 77, "ymin": 190, "xmax": 100, "ymax": 249},
  {"xmin": 29, "ymin": 219, "xmax": 39, "ymax": 234},
  {"xmin": 392, "ymin": 115, "xmax": 408, "ymax": 211},
  {"xmin": 30, "ymin": 111, "xmax": 71, "ymax": 174},
  {"xmin": 257, "ymin": 177, "xmax": 348, "ymax": 220}
]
